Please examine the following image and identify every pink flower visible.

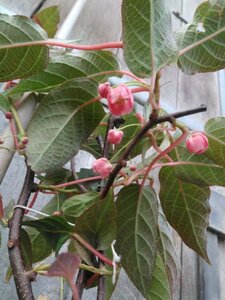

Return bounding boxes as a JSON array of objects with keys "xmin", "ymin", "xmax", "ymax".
[
  {"xmin": 98, "ymin": 82, "xmax": 111, "ymax": 98},
  {"xmin": 107, "ymin": 84, "xmax": 134, "ymax": 116},
  {"xmin": 92, "ymin": 158, "xmax": 113, "ymax": 178},
  {"xmin": 186, "ymin": 132, "xmax": 209, "ymax": 155},
  {"xmin": 107, "ymin": 129, "xmax": 124, "ymax": 145}
]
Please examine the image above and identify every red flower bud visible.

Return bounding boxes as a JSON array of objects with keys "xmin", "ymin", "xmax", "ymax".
[
  {"xmin": 92, "ymin": 158, "xmax": 113, "ymax": 178},
  {"xmin": 107, "ymin": 84, "xmax": 134, "ymax": 116},
  {"xmin": 0, "ymin": 137, "xmax": 4, "ymax": 145},
  {"xmin": 107, "ymin": 129, "xmax": 123, "ymax": 145},
  {"xmin": 21, "ymin": 136, "xmax": 29, "ymax": 145},
  {"xmin": 186, "ymin": 132, "xmax": 209, "ymax": 155},
  {"xmin": 129, "ymin": 165, "xmax": 137, "ymax": 171},
  {"xmin": 5, "ymin": 112, "xmax": 13, "ymax": 120},
  {"xmin": 98, "ymin": 82, "xmax": 111, "ymax": 98}
]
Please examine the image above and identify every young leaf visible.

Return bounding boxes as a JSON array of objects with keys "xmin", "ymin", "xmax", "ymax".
[
  {"xmin": 116, "ymin": 185, "xmax": 158, "ymax": 299},
  {"xmin": 177, "ymin": 1, "xmax": 225, "ymax": 74},
  {"xmin": 11, "ymin": 50, "xmax": 120, "ymax": 94},
  {"xmin": 26, "ymin": 78, "xmax": 105, "ymax": 173},
  {"xmin": 75, "ymin": 190, "xmax": 116, "ymax": 250},
  {"xmin": 62, "ymin": 191, "xmax": 99, "ymax": 218},
  {"xmin": 28, "ymin": 228, "xmax": 52, "ymax": 263},
  {"xmin": 33, "ymin": 6, "xmax": 60, "ymax": 38},
  {"xmin": 47, "ymin": 252, "xmax": 81, "ymax": 300},
  {"xmin": 158, "ymin": 210, "xmax": 180, "ymax": 295},
  {"xmin": 204, "ymin": 117, "xmax": 225, "ymax": 168},
  {"xmin": 148, "ymin": 253, "xmax": 171, "ymax": 300},
  {"xmin": 159, "ymin": 167, "xmax": 210, "ymax": 262},
  {"xmin": 0, "ymin": 14, "xmax": 48, "ymax": 81},
  {"xmin": 122, "ymin": 0, "xmax": 178, "ymax": 77},
  {"xmin": 172, "ymin": 145, "xmax": 225, "ymax": 186}
]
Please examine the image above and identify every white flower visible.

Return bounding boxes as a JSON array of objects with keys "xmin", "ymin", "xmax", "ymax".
[{"xmin": 196, "ymin": 22, "xmax": 206, "ymax": 33}]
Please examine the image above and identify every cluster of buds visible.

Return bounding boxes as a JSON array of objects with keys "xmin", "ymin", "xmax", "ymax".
[
  {"xmin": 92, "ymin": 158, "xmax": 113, "ymax": 179},
  {"xmin": 98, "ymin": 82, "xmax": 134, "ymax": 116}
]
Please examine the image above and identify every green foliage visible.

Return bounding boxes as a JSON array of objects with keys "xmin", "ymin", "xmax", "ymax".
[
  {"xmin": 122, "ymin": 0, "xmax": 178, "ymax": 77},
  {"xmin": 11, "ymin": 50, "xmax": 120, "ymax": 94},
  {"xmin": 0, "ymin": 14, "xmax": 48, "ymax": 81},
  {"xmin": 116, "ymin": 185, "xmax": 158, "ymax": 299},
  {"xmin": 75, "ymin": 190, "xmax": 116, "ymax": 250},
  {"xmin": 26, "ymin": 78, "xmax": 105, "ymax": 172},
  {"xmin": 0, "ymin": 93, "xmax": 10, "ymax": 113},
  {"xmin": 159, "ymin": 167, "xmax": 210, "ymax": 262},
  {"xmin": 177, "ymin": 1, "xmax": 225, "ymax": 74},
  {"xmin": 33, "ymin": 6, "xmax": 60, "ymax": 38}
]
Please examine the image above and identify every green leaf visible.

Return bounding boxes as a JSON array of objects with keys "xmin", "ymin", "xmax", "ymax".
[
  {"xmin": 20, "ymin": 228, "xmax": 32, "ymax": 269},
  {"xmin": 33, "ymin": 6, "xmax": 60, "ymax": 38},
  {"xmin": 148, "ymin": 253, "xmax": 171, "ymax": 300},
  {"xmin": 116, "ymin": 185, "xmax": 158, "ymax": 299},
  {"xmin": 28, "ymin": 228, "xmax": 52, "ymax": 263},
  {"xmin": 158, "ymin": 210, "xmax": 180, "ymax": 295},
  {"xmin": 0, "ymin": 93, "xmax": 10, "ymax": 113},
  {"xmin": 75, "ymin": 190, "xmax": 116, "ymax": 250},
  {"xmin": 12, "ymin": 50, "xmax": 120, "ymax": 94},
  {"xmin": 204, "ymin": 117, "xmax": 225, "ymax": 168},
  {"xmin": 62, "ymin": 191, "xmax": 99, "ymax": 217},
  {"xmin": 23, "ymin": 216, "xmax": 73, "ymax": 251},
  {"xmin": 0, "ymin": 14, "xmax": 48, "ymax": 81},
  {"xmin": 40, "ymin": 193, "xmax": 67, "ymax": 215},
  {"xmin": 159, "ymin": 167, "xmax": 210, "ymax": 262},
  {"xmin": 172, "ymin": 145, "xmax": 225, "ymax": 186},
  {"xmin": 26, "ymin": 78, "xmax": 105, "ymax": 173},
  {"xmin": 122, "ymin": 0, "xmax": 178, "ymax": 77},
  {"xmin": 177, "ymin": 1, "xmax": 225, "ymax": 74}
]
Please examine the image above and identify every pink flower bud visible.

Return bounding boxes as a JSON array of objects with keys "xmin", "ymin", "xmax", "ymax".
[
  {"xmin": 21, "ymin": 136, "xmax": 29, "ymax": 145},
  {"xmin": 107, "ymin": 84, "xmax": 134, "ymax": 116},
  {"xmin": 107, "ymin": 129, "xmax": 123, "ymax": 145},
  {"xmin": 129, "ymin": 165, "xmax": 137, "ymax": 171},
  {"xmin": 98, "ymin": 82, "xmax": 111, "ymax": 98},
  {"xmin": 0, "ymin": 137, "xmax": 4, "ymax": 145},
  {"xmin": 186, "ymin": 132, "xmax": 209, "ymax": 155},
  {"xmin": 5, "ymin": 112, "xmax": 13, "ymax": 120},
  {"xmin": 92, "ymin": 158, "xmax": 113, "ymax": 178}
]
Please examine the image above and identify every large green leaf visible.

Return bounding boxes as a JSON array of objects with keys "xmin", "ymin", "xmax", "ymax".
[
  {"xmin": 33, "ymin": 6, "xmax": 60, "ymax": 38},
  {"xmin": 62, "ymin": 191, "xmax": 99, "ymax": 218},
  {"xmin": 11, "ymin": 50, "xmax": 120, "ymax": 94},
  {"xmin": 204, "ymin": 117, "xmax": 225, "ymax": 168},
  {"xmin": 122, "ymin": 0, "xmax": 178, "ymax": 77},
  {"xmin": 158, "ymin": 211, "xmax": 180, "ymax": 295},
  {"xmin": 177, "ymin": 1, "xmax": 225, "ymax": 74},
  {"xmin": 26, "ymin": 78, "xmax": 105, "ymax": 172},
  {"xmin": 148, "ymin": 253, "xmax": 171, "ymax": 300},
  {"xmin": 116, "ymin": 185, "xmax": 158, "ymax": 299},
  {"xmin": 0, "ymin": 14, "xmax": 48, "ymax": 81},
  {"xmin": 75, "ymin": 191, "xmax": 116, "ymax": 250},
  {"xmin": 173, "ymin": 145, "xmax": 225, "ymax": 186},
  {"xmin": 159, "ymin": 167, "xmax": 210, "ymax": 262}
]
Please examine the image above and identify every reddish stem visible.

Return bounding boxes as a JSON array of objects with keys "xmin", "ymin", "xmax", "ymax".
[
  {"xmin": 73, "ymin": 233, "xmax": 113, "ymax": 267},
  {"xmin": 25, "ymin": 191, "xmax": 39, "ymax": 214},
  {"xmin": 51, "ymin": 176, "xmax": 102, "ymax": 189},
  {"xmin": 0, "ymin": 193, "xmax": 3, "ymax": 219},
  {"xmin": 9, "ymin": 119, "xmax": 19, "ymax": 150},
  {"xmin": 86, "ymin": 273, "xmax": 100, "ymax": 287}
]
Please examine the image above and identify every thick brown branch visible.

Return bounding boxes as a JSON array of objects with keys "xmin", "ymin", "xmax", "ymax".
[
  {"xmin": 100, "ymin": 105, "xmax": 207, "ymax": 199},
  {"xmin": 8, "ymin": 166, "xmax": 35, "ymax": 300}
]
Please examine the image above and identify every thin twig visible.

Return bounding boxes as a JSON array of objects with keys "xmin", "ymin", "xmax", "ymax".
[
  {"xmin": 172, "ymin": 11, "xmax": 188, "ymax": 24},
  {"xmin": 30, "ymin": 0, "xmax": 48, "ymax": 18},
  {"xmin": 100, "ymin": 105, "xmax": 207, "ymax": 199},
  {"xmin": 8, "ymin": 166, "xmax": 35, "ymax": 300}
]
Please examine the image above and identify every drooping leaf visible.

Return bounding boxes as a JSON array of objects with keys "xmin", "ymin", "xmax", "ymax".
[
  {"xmin": 177, "ymin": 1, "xmax": 225, "ymax": 74},
  {"xmin": 75, "ymin": 190, "xmax": 116, "ymax": 250},
  {"xmin": 68, "ymin": 239, "xmax": 92, "ymax": 266},
  {"xmin": 0, "ymin": 93, "xmax": 10, "ymax": 113},
  {"xmin": 47, "ymin": 252, "xmax": 81, "ymax": 300},
  {"xmin": 116, "ymin": 185, "xmax": 158, "ymax": 299},
  {"xmin": 23, "ymin": 216, "xmax": 73, "ymax": 251},
  {"xmin": 122, "ymin": 0, "xmax": 178, "ymax": 77},
  {"xmin": 33, "ymin": 6, "xmax": 60, "ymax": 38},
  {"xmin": 204, "ymin": 117, "xmax": 225, "ymax": 168},
  {"xmin": 62, "ymin": 191, "xmax": 99, "ymax": 218},
  {"xmin": 20, "ymin": 228, "xmax": 32, "ymax": 269},
  {"xmin": 12, "ymin": 50, "xmax": 120, "ymax": 94},
  {"xmin": 0, "ymin": 14, "xmax": 48, "ymax": 81},
  {"xmin": 158, "ymin": 210, "xmax": 180, "ymax": 295},
  {"xmin": 26, "ymin": 78, "xmax": 105, "ymax": 173},
  {"xmin": 172, "ymin": 145, "xmax": 225, "ymax": 186},
  {"xmin": 159, "ymin": 167, "xmax": 210, "ymax": 262},
  {"xmin": 148, "ymin": 253, "xmax": 171, "ymax": 300},
  {"xmin": 28, "ymin": 228, "xmax": 52, "ymax": 263}
]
